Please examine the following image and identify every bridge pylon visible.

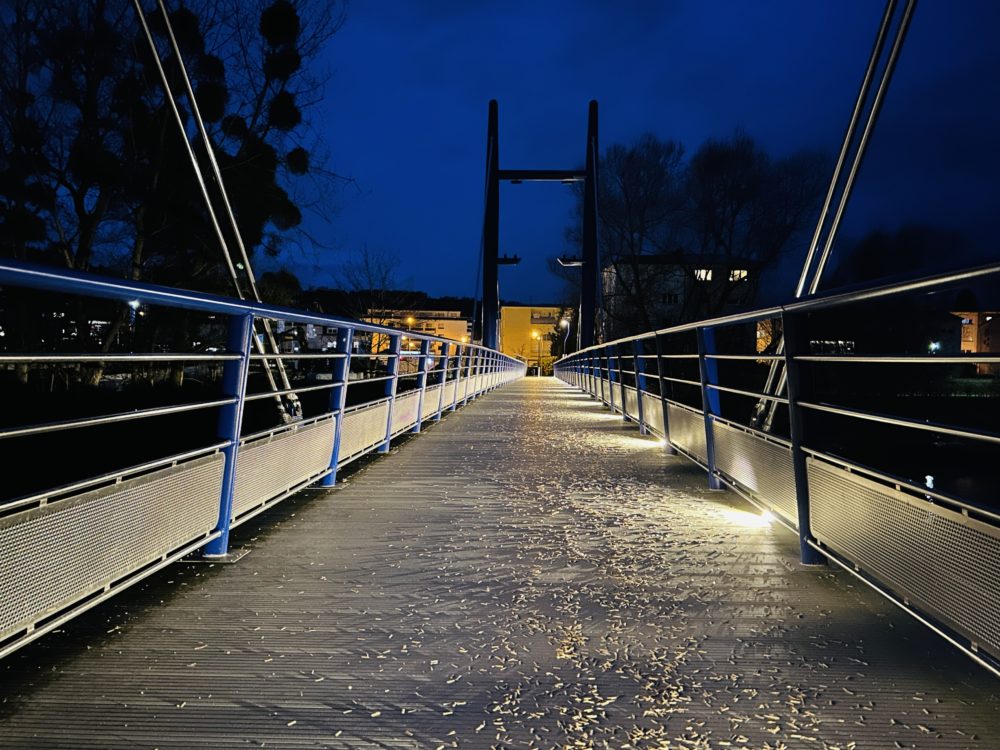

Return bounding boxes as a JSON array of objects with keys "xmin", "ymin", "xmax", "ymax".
[{"xmin": 480, "ymin": 101, "xmax": 599, "ymax": 351}]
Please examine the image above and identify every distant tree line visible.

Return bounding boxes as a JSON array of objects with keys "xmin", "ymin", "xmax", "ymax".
[
  {"xmin": 0, "ymin": 0, "xmax": 344, "ymax": 383},
  {"xmin": 559, "ymin": 132, "xmax": 828, "ymax": 340}
]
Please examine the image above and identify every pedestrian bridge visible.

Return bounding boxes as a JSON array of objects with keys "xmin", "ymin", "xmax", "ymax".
[
  {"xmin": 2, "ymin": 260, "xmax": 1000, "ymax": 748},
  {"xmin": 2, "ymin": 378, "xmax": 998, "ymax": 748}
]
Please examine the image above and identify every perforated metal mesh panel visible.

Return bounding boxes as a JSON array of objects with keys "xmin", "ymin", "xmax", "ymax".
[
  {"xmin": 232, "ymin": 419, "xmax": 334, "ymax": 519},
  {"xmin": 667, "ymin": 403, "xmax": 707, "ymax": 462},
  {"xmin": 713, "ymin": 422, "xmax": 797, "ymax": 524},
  {"xmin": 0, "ymin": 454, "xmax": 223, "ymax": 641},
  {"xmin": 339, "ymin": 401, "xmax": 390, "ymax": 462},
  {"xmin": 391, "ymin": 391, "xmax": 421, "ymax": 436},
  {"xmin": 442, "ymin": 381, "xmax": 457, "ymax": 407},
  {"xmin": 809, "ymin": 458, "xmax": 1000, "ymax": 658},
  {"xmin": 641, "ymin": 392, "xmax": 664, "ymax": 437},
  {"xmin": 624, "ymin": 386, "xmax": 639, "ymax": 421},
  {"xmin": 422, "ymin": 383, "xmax": 443, "ymax": 419}
]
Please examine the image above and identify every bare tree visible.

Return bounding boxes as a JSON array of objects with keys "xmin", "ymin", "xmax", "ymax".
[{"xmin": 560, "ymin": 132, "xmax": 826, "ymax": 340}]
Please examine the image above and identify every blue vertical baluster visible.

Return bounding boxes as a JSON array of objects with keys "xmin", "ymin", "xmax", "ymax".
[
  {"xmin": 450, "ymin": 344, "xmax": 463, "ymax": 411},
  {"xmin": 378, "ymin": 333, "xmax": 401, "ymax": 454},
  {"xmin": 320, "ymin": 325, "xmax": 354, "ymax": 486},
  {"xmin": 617, "ymin": 343, "xmax": 628, "ymax": 421},
  {"xmin": 204, "ymin": 311, "xmax": 254, "ymax": 558},
  {"xmin": 412, "ymin": 338, "xmax": 431, "ymax": 433},
  {"xmin": 633, "ymin": 339, "xmax": 647, "ymax": 435},
  {"xmin": 606, "ymin": 346, "xmax": 617, "ymax": 413},
  {"xmin": 782, "ymin": 312, "xmax": 827, "ymax": 565},
  {"xmin": 460, "ymin": 346, "xmax": 473, "ymax": 405},
  {"xmin": 653, "ymin": 332, "xmax": 677, "ymax": 454},
  {"xmin": 696, "ymin": 326, "xmax": 722, "ymax": 490},
  {"xmin": 467, "ymin": 348, "xmax": 479, "ymax": 401},
  {"xmin": 435, "ymin": 341, "xmax": 450, "ymax": 420}
]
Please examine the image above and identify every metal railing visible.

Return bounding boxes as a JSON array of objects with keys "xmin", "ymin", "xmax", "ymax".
[
  {"xmin": 554, "ymin": 261, "xmax": 1000, "ymax": 677},
  {"xmin": 0, "ymin": 259, "xmax": 525, "ymax": 658}
]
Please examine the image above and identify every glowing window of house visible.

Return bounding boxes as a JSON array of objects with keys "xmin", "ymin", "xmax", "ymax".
[
  {"xmin": 694, "ymin": 268, "xmax": 712, "ymax": 281},
  {"xmin": 730, "ymin": 269, "xmax": 749, "ymax": 281}
]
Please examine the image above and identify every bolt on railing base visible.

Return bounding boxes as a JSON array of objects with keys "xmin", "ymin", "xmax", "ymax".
[{"xmin": 187, "ymin": 547, "xmax": 252, "ymax": 564}]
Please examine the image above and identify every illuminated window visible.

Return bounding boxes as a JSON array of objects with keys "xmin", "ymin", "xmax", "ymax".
[
  {"xmin": 694, "ymin": 268, "xmax": 712, "ymax": 281},
  {"xmin": 729, "ymin": 269, "xmax": 749, "ymax": 281}
]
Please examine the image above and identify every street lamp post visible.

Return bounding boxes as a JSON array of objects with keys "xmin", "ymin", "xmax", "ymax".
[
  {"xmin": 532, "ymin": 331, "xmax": 541, "ymax": 376},
  {"xmin": 560, "ymin": 318, "xmax": 570, "ymax": 357}
]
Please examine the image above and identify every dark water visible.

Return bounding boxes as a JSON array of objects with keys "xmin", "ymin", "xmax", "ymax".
[{"xmin": 0, "ymin": 362, "xmax": 429, "ymax": 504}]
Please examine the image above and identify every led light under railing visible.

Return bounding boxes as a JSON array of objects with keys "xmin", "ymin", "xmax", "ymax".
[{"xmin": 718, "ymin": 507, "xmax": 775, "ymax": 528}]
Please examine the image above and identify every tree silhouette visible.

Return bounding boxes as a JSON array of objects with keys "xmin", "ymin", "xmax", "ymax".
[
  {"xmin": 0, "ymin": 0, "xmax": 343, "ymax": 283},
  {"xmin": 563, "ymin": 132, "xmax": 827, "ymax": 339},
  {"xmin": 0, "ymin": 0, "xmax": 343, "ymax": 382}
]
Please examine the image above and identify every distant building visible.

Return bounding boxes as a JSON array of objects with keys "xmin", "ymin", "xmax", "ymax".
[
  {"xmin": 364, "ymin": 309, "xmax": 470, "ymax": 354},
  {"xmin": 952, "ymin": 311, "xmax": 999, "ymax": 375},
  {"xmin": 499, "ymin": 305, "xmax": 565, "ymax": 375},
  {"xmin": 601, "ymin": 254, "xmax": 756, "ymax": 338}
]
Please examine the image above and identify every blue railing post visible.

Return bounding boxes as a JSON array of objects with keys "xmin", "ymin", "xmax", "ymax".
[
  {"xmin": 203, "ymin": 311, "xmax": 254, "ymax": 558},
  {"xmin": 606, "ymin": 346, "xmax": 617, "ymax": 413},
  {"xmin": 616, "ymin": 343, "xmax": 628, "ymax": 421},
  {"xmin": 435, "ymin": 341, "xmax": 450, "ymax": 420},
  {"xmin": 450, "ymin": 344, "xmax": 463, "ymax": 411},
  {"xmin": 632, "ymin": 339, "xmax": 647, "ymax": 435},
  {"xmin": 378, "ymin": 333, "xmax": 402, "ymax": 453},
  {"xmin": 696, "ymin": 326, "xmax": 722, "ymax": 490},
  {"xmin": 412, "ymin": 338, "xmax": 431, "ymax": 433},
  {"xmin": 320, "ymin": 325, "xmax": 354, "ymax": 486},
  {"xmin": 653, "ymin": 332, "xmax": 677, "ymax": 454},
  {"xmin": 462, "ymin": 347, "xmax": 475, "ymax": 404},
  {"xmin": 466, "ymin": 348, "xmax": 479, "ymax": 401},
  {"xmin": 782, "ymin": 312, "xmax": 827, "ymax": 565}
]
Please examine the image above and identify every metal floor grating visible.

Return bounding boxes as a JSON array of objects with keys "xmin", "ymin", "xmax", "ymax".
[{"xmin": 1, "ymin": 379, "xmax": 999, "ymax": 748}]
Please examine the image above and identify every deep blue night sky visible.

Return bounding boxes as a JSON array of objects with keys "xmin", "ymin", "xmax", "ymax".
[{"xmin": 280, "ymin": 1, "xmax": 1000, "ymax": 304}]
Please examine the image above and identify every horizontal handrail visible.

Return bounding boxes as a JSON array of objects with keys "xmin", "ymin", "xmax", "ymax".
[
  {"xmin": 798, "ymin": 400, "xmax": 1000, "ymax": 445},
  {"xmin": 558, "ymin": 259, "xmax": 1000, "ymax": 359},
  {"xmin": 0, "ymin": 259, "xmax": 498, "ymax": 353},
  {"xmin": 0, "ymin": 397, "xmax": 238, "ymax": 439},
  {"xmin": 0, "ymin": 353, "xmax": 241, "ymax": 363}
]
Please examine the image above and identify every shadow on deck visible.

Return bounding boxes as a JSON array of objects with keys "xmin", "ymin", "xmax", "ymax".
[{"xmin": 2, "ymin": 378, "xmax": 998, "ymax": 749}]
